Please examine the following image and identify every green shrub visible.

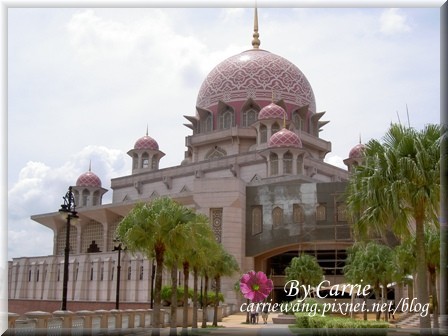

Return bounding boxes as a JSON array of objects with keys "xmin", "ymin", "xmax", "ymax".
[
  {"xmin": 294, "ymin": 313, "xmax": 389, "ymax": 336},
  {"xmin": 161, "ymin": 285, "xmax": 193, "ymax": 306}
]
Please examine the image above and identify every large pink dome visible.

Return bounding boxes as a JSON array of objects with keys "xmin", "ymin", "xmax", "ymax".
[
  {"xmin": 268, "ymin": 128, "xmax": 302, "ymax": 148},
  {"xmin": 196, "ymin": 49, "xmax": 316, "ymax": 112},
  {"xmin": 134, "ymin": 135, "xmax": 159, "ymax": 150},
  {"xmin": 76, "ymin": 171, "xmax": 102, "ymax": 188}
]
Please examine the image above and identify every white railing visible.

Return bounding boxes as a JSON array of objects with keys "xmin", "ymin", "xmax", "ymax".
[{"xmin": 7, "ymin": 304, "xmax": 233, "ymax": 335}]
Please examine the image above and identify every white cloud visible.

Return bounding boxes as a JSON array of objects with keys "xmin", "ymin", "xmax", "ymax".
[
  {"xmin": 324, "ymin": 155, "xmax": 346, "ymax": 170},
  {"xmin": 380, "ymin": 8, "xmax": 411, "ymax": 35},
  {"xmin": 7, "ymin": 146, "xmax": 129, "ymax": 259}
]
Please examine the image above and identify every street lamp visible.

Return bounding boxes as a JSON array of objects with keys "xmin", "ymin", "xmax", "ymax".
[
  {"xmin": 59, "ymin": 186, "xmax": 79, "ymax": 311},
  {"xmin": 113, "ymin": 238, "xmax": 124, "ymax": 309},
  {"xmin": 150, "ymin": 259, "xmax": 156, "ymax": 309}
]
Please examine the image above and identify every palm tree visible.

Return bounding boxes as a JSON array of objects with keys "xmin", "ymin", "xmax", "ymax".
[
  {"xmin": 285, "ymin": 253, "xmax": 323, "ymax": 297},
  {"xmin": 425, "ymin": 224, "xmax": 440, "ymax": 329},
  {"xmin": 210, "ymin": 246, "xmax": 240, "ymax": 327},
  {"xmin": 346, "ymin": 123, "xmax": 441, "ymax": 329},
  {"xmin": 116, "ymin": 197, "xmax": 194, "ymax": 336},
  {"xmin": 179, "ymin": 214, "xmax": 216, "ymax": 335},
  {"xmin": 187, "ymin": 215, "xmax": 220, "ymax": 331}
]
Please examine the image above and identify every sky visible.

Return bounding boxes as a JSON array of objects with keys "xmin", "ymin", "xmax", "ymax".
[{"xmin": 6, "ymin": 7, "xmax": 441, "ymax": 260}]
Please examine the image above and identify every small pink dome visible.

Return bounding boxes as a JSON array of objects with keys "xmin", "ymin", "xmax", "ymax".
[
  {"xmin": 268, "ymin": 128, "xmax": 302, "ymax": 148},
  {"xmin": 76, "ymin": 171, "xmax": 102, "ymax": 188},
  {"xmin": 258, "ymin": 103, "xmax": 288, "ymax": 120},
  {"xmin": 349, "ymin": 143, "xmax": 366, "ymax": 158},
  {"xmin": 134, "ymin": 135, "xmax": 159, "ymax": 150}
]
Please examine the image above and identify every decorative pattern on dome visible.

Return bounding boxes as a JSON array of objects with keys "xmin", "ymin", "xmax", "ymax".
[
  {"xmin": 76, "ymin": 171, "xmax": 102, "ymax": 188},
  {"xmin": 196, "ymin": 50, "xmax": 316, "ymax": 112},
  {"xmin": 258, "ymin": 103, "xmax": 288, "ymax": 120},
  {"xmin": 134, "ymin": 135, "xmax": 159, "ymax": 150},
  {"xmin": 349, "ymin": 143, "xmax": 366, "ymax": 158},
  {"xmin": 268, "ymin": 128, "xmax": 302, "ymax": 148}
]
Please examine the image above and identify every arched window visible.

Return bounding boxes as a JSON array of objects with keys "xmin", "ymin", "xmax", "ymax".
[
  {"xmin": 219, "ymin": 109, "xmax": 234, "ymax": 130},
  {"xmin": 205, "ymin": 114, "xmax": 212, "ymax": 132},
  {"xmin": 139, "ymin": 266, "xmax": 144, "ymax": 280},
  {"xmin": 283, "ymin": 151, "xmax": 293, "ymax": 174},
  {"xmin": 36, "ymin": 269, "xmax": 39, "ymax": 282},
  {"xmin": 293, "ymin": 204, "xmax": 305, "ymax": 224},
  {"xmin": 272, "ymin": 207, "xmax": 283, "ymax": 227},
  {"xmin": 151, "ymin": 155, "xmax": 158, "ymax": 170},
  {"xmin": 92, "ymin": 191, "xmax": 100, "ymax": 206},
  {"xmin": 316, "ymin": 204, "xmax": 326, "ymax": 221},
  {"xmin": 127, "ymin": 266, "xmax": 132, "ymax": 280},
  {"xmin": 133, "ymin": 153, "xmax": 138, "ymax": 170},
  {"xmin": 337, "ymin": 203, "xmax": 347, "ymax": 222},
  {"xmin": 270, "ymin": 153, "xmax": 278, "ymax": 176},
  {"xmin": 272, "ymin": 122, "xmax": 280, "ymax": 135},
  {"xmin": 82, "ymin": 189, "xmax": 89, "ymax": 206},
  {"xmin": 242, "ymin": 109, "xmax": 257, "ymax": 127},
  {"xmin": 251, "ymin": 206, "xmax": 262, "ymax": 235},
  {"xmin": 90, "ymin": 267, "xmax": 94, "ymax": 281},
  {"xmin": 292, "ymin": 111, "xmax": 304, "ymax": 131},
  {"xmin": 260, "ymin": 125, "xmax": 267, "ymax": 143},
  {"xmin": 111, "ymin": 267, "xmax": 115, "ymax": 281},
  {"xmin": 142, "ymin": 153, "xmax": 149, "ymax": 168}
]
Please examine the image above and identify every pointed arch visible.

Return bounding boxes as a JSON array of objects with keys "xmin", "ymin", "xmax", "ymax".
[
  {"xmin": 217, "ymin": 101, "xmax": 234, "ymax": 130},
  {"xmin": 260, "ymin": 124, "xmax": 268, "ymax": 143},
  {"xmin": 205, "ymin": 146, "xmax": 227, "ymax": 160},
  {"xmin": 241, "ymin": 98, "xmax": 260, "ymax": 127},
  {"xmin": 283, "ymin": 151, "xmax": 293, "ymax": 174},
  {"xmin": 272, "ymin": 207, "xmax": 283, "ymax": 227}
]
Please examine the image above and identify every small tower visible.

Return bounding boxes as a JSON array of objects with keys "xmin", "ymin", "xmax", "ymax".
[
  {"xmin": 73, "ymin": 162, "xmax": 107, "ymax": 208},
  {"xmin": 128, "ymin": 129, "xmax": 165, "ymax": 174},
  {"xmin": 343, "ymin": 140, "xmax": 366, "ymax": 172}
]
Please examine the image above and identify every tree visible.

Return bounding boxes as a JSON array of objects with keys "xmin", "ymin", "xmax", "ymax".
[
  {"xmin": 343, "ymin": 243, "xmax": 368, "ymax": 320},
  {"xmin": 210, "ymin": 246, "xmax": 240, "ymax": 327},
  {"xmin": 116, "ymin": 197, "xmax": 194, "ymax": 336},
  {"xmin": 344, "ymin": 242, "xmax": 395, "ymax": 321},
  {"xmin": 425, "ymin": 224, "xmax": 440, "ymax": 329},
  {"xmin": 285, "ymin": 253, "xmax": 323, "ymax": 297},
  {"xmin": 180, "ymin": 214, "xmax": 217, "ymax": 335},
  {"xmin": 346, "ymin": 123, "xmax": 441, "ymax": 329}
]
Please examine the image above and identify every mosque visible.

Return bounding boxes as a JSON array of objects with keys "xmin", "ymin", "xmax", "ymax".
[{"xmin": 8, "ymin": 9, "xmax": 366, "ymax": 313}]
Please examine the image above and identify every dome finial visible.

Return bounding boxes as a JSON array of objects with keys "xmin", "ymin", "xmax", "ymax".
[
  {"xmin": 359, "ymin": 133, "xmax": 362, "ymax": 144},
  {"xmin": 146, "ymin": 124, "xmax": 149, "ymax": 136},
  {"xmin": 283, "ymin": 109, "xmax": 287, "ymax": 129},
  {"xmin": 252, "ymin": 6, "xmax": 260, "ymax": 49},
  {"xmin": 89, "ymin": 160, "xmax": 92, "ymax": 172}
]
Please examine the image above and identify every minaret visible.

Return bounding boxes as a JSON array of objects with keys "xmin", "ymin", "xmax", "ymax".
[
  {"xmin": 128, "ymin": 128, "xmax": 165, "ymax": 174},
  {"xmin": 73, "ymin": 162, "xmax": 108, "ymax": 208}
]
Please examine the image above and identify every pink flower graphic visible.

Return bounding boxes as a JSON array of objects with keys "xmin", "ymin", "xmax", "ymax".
[{"xmin": 240, "ymin": 270, "xmax": 273, "ymax": 302}]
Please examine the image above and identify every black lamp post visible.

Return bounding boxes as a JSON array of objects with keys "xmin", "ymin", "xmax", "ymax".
[
  {"xmin": 113, "ymin": 238, "xmax": 124, "ymax": 310},
  {"xmin": 59, "ymin": 186, "xmax": 78, "ymax": 311},
  {"xmin": 150, "ymin": 259, "xmax": 156, "ymax": 309}
]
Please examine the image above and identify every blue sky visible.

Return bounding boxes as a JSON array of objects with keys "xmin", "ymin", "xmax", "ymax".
[{"xmin": 6, "ymin": 7, "xmax": 441, "ymax": 259}]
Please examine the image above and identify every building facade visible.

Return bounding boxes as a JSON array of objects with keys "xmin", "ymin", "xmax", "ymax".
[{"xmin": 8, "ymin": 10, "xmax": 367, "ymax": 312}]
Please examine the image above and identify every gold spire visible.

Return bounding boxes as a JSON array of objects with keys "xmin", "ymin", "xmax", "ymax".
[
  {"xmin": 252, "ymin": 7, "xmax": 260, "ymax": 49},
  {"xmin": 283, "ymin": 110, "xmax": 286, "ymax": 129}
]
